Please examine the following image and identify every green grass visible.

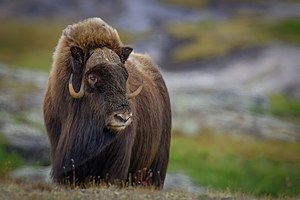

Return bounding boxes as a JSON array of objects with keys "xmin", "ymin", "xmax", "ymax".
[
  {"xmin": 169, "ymin": 131, "xmax": 300, "ymax": 197},
  {"xmin": 269, "ymin": 19, "xmax": 300, "ymax": 43},
  {"xmin": 269, "ymin": 94, "xmax": 300, "ymax": 118},
  {"xmin": 251, "ymin": 93, "xmax": 300, "ymax": 118},
  {"xmin": 0, "ymin": 135, "xmax": 24, "ymax": 178},
  {"xmin": 166, "ymin": 18, "xmax": 300, "ymax": 63}
]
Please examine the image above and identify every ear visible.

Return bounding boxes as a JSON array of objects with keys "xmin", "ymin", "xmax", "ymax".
[
  {"xmin": 70, "ymin": 46, "xmax": 85, "ymax": 74},
  {"xmin": 116, "ymin": 46, "xmax": 133, "ymax": 64}
]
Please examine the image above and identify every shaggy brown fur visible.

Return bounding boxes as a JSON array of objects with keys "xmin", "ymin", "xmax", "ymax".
[{"xmin": 43, "ymin": 18, "xmax": 171, "ymax": 188}]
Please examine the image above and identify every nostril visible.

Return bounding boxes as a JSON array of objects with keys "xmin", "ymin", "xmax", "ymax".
[{"xmin": 115, "ymin": 112, "xmax": 132, "ymax": 122}]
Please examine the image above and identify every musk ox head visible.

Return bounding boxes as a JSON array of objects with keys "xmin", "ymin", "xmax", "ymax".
[{"xmin": 68, "ymin": 46, "xmax": 143, "ymax": 131}]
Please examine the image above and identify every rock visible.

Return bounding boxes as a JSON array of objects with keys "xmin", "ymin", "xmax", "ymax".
[
  {"xmin": 3, "ymin": 120, "xmax": 50, "ymax": 164},
  {"xmin": 10, "ymin": 166, "xmax": 51, "ymax": 182},
  {"xmin": 164, "ymin": 44, "xmax": 300, "ymax": 141},
  {"xmin": 164, "ymin": 173, "xmax": 204, "ymax": 195}
]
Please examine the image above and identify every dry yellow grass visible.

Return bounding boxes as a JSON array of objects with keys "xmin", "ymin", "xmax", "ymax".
[
  {"xmin": 0, "ymin": 180, "xmax": 201, "ymax": 200},
  {"xmin": 1, "ymin": 179, "xmax": 293, "ymax": 200}
]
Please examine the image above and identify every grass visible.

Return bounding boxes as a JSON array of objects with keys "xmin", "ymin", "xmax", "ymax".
[
  {"xmin": 0, "ymin": 180, "xmax": 202, "ymax": 200},
  {"xmin": 1, "ymin": 179, "xmax": 292, "ymax": 200},
  {"xmin": 251, "ymin": 93, "xmax": 300, "ymax": 118},
  {"xmin": 169, "ymin": 130, "xmax": 300, "ymax": 197},
  {"xmin": 0, "ymin": 134, "xmax": 24, "ymax": 178},
  {"xmin": 166, "ymin": 18, "xmax": 300, "ymax": 63},
  {"xmin": 269, "ymin": 94, "xmax": 300, "ymax": 118},
  {"xmin": 268, "ymin": 19, "xmax": 300, "ymax": 43}
]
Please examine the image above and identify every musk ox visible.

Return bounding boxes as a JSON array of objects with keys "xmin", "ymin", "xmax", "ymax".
[{"xmin": 43, "ymin": 18, "xmax": 171, "ymax": 188}]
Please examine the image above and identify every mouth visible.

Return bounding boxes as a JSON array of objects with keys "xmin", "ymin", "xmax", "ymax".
[
  {"xmin": 108, "ymin": 118, "xmax": 132, "ymax": 131},
  {"xmin": 107, "ymin": 110, "xmax": 133, "ymax": 132},
  {"xmin": 108, "ymin": 125, "xmax": 127, "ymax": 131}
]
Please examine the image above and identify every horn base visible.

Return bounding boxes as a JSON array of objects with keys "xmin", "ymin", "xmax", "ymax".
[
  {"xmin": 127, "ymin": 81, "xmax": 143, "ymax": 99},
  {"xmin": 68, "ymin": 73, "xmax": 85, "ymax": 99}
]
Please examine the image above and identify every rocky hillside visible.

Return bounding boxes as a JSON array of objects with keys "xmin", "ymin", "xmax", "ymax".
[{"xmin": 165, "ymin": 44, "xmax": 300, "ymax": 140}]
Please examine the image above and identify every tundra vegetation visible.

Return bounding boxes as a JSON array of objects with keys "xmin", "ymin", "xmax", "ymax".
[{"xmin": 0, "ymin": 4, "xmax": 300, "ymax": 200}]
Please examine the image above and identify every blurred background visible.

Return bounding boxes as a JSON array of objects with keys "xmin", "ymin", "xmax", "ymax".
[{"xmin": 0, "ymin": 0, "xmax": 299, "ymax": 197}]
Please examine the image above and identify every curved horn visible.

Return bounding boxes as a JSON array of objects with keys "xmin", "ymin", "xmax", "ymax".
[
  {"xmin": 126, "ymin": 81, "xmax": 143, "ymax": 99},
  {"xmin": 68, "ymin": 73, "xmax": 85, "ymax": 99}
]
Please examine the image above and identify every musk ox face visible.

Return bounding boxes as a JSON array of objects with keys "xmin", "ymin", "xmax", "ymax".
[
  {"xmin": 85, "ymin": 64, "xmax": 132, "ymax": 131},
  {"xmin": 68, "ymin": 46, "xmax": 143, "ymax": 132}
]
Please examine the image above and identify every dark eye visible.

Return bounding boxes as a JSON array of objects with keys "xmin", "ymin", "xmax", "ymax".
[{"xmin": 88, "ymin": 74, "xmax": 97, "ymax": 84}]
